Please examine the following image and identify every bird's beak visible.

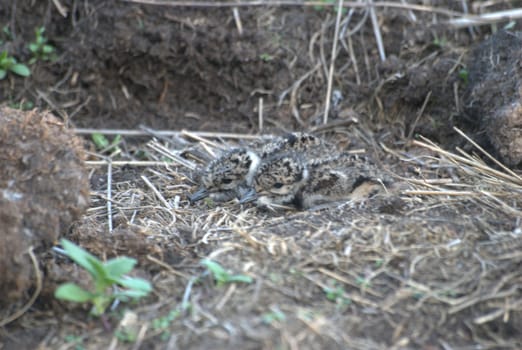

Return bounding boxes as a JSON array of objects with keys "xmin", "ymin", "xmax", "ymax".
[
  {"xmin": 188, "ymin": 187, "xmax": 209, "ymax": 203},
  {"xmin": 239, "ymin": 187, "xmax": 258, "ymax": 204}
]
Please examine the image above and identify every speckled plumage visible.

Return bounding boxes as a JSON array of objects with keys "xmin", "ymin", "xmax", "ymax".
[
  {"xmin": 259, "ymin": 132, "xmax": 330, "ymax": 160},
  {"xmin": 248, "ymin": 152, "xmax": 310, "ymax": 209},
  {"xmin": 189, "ymin": 148, "xmax": 260, "ymax": 203},
  {"xmin": 242, "ymin": 152, "xmax": 389, "ymax": 210},
  {"xmin": 189, "ymin": 132, "xmax": 330, "ymax": 203},
  {"xmin": 298, "ymin": 153, "xmax": 387, "ymax": 209}
]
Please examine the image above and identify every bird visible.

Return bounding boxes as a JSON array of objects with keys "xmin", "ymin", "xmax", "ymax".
[
  {"xmin": 240, "ymin": 151, "xmax": 388, "ymax": 210},
  {"xmin": 240, "ymin": 152, "xmax": 310, "ymax": 209},
  {"xmin": 188, "ymin": 148, "xmax": 261, "ymax": 203},
  {"xmin": 259, "ymin": 132, "xmax": 330, "ymax": 160},
  {"xmin": 297, "ymin": 153, "xmax": 388, "ymax": 209},
  {"xmin": 189, "ymin": 132, "xmax": 331, "ymax": 204}
]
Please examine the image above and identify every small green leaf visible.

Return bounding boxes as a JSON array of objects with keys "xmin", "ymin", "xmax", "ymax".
[
  {"xmin": 115, "ymin": 288, "xmax": 149, "ymax": 299},
  {"xmin": 262, "ymin": 310, "xmax": 286, "ymax": 324},
  {"xmin": 201, "ymin": 259, "xmax": 230, "ymax": 282},
  {"xmin": 227, "ymin": 274, "xmax": 253, "ymax": 284},
  {"xmin": 43, "ymin": 45, "xmax": 55, "ymax": 54},
  {"xmin": 10, "ymin": 63, "xmax": 30, "ymax": 77},
  {"xmin": 117, "ymin": 277, "xmax": 152, "ymax": 293},
  {"xmin": 85, "ymin": 254, "xmax": 109, "ymax": 281},
  {"xmin": 29, "ymin": 43, "xmax": 38, "ymax": 53},
  {"xmin": 55, "ymin": 283, "xmax": 94, "ymax": 302},
  {"xmin": 60, "ymin": 239, "xmax": 101, "ymax": 277},
  {"xmin": 105, "ymin": 257, "xmax": 137, "ymax": 278},
  {"xmin": 458, "ymin": 68, "xmax": 469, "ymax": 85},
  {"xmin": 91, "ymin": 133, "xmax": 110, "ymax": 149},
  {"xmin": 2, "ymin": 56, "xmax": 15, "ymax": 67},
  {"xmin": 0, "ymin": 69, "xmax": 6, "ymax": 80},
  {"xmin": 201, "ymin": 259, "xmax": 253, "ymax": 285},
  {"xmin": 111, "ymin": 134, "xmax": 122, "ymax": 146}
]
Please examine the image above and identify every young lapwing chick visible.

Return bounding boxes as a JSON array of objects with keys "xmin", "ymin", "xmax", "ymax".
[
  {"xmin": 297, "ymin": 153, "xmax": 387, "ymax": 209},
  {"xmin": 239, "ymin": 152, "xmax": 310, "ymax": 210},
  {"xmin": 241, "ymin": 152, "xmax": 388, "ymax": 210},
  {"xmin": 189, "ymin": 132, "xmax": 329, "ymax": 204},
  {"xmin": 188, "ymin": 148, "xmax": 260, "ymax": 203},
  {"xmin": 259, "ymin": 132, "xmax": 330, "ymax": 160}
]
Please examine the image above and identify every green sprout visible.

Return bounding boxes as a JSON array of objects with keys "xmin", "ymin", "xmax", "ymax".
[
  {"xmin": 0, "ymin": 50, "xmax": 30, "ymax": 80},
  {"xmin": 91, "ymin": 133, "xmax": 122, "ymax": 154},
  {"xmin": 311, "ymin": 0, "xmax": 347, "ymax": 14},
  {"xmin": 54, "ymin": 239, "xmax": 153, "ymax": 316},
  {"xmin": 0, "ymin": 25, "xmax": 11, "ymax": 45},
  {"xmin": 355, "ymin": 276, "xmax": 371, "ymax": 288},
  {"xmin": 201, "ymin": 259, "xmax": 253, "ymax": 287},
  {"xmin": 259, "ymin": 53, "xmax": 274, "ymax": 62},
  {"xmin": 262, "ymin": 310, "xmax": 286, "ymax": 324},
  {"xmin": 203, "ymin": 197, "xmax": 215, "ymax": 208},
  {"xmin": 114, "ymin": 329, "xmax": 138, "ymax": 343},
  {"xmin": 28, "ymin": 26, "xmax": 56, "ymax": 64},
  {"xmin": 323, "ymin": 283, "xmax": 352, "ymax": 307},
  {"xmin": 64, "ymin": 334, "xmax": 86, "ymax": 350},
  {"xmin": 2, "ymin": 25, "xmax": 12, "ymax": 38},
  {"xmin": 8, "ymin": 100, "xmax": 34, "ymax": 110},
  {"xmin": 152, "ymin": 307, "xmax": 186, "ymax": 341},
  {"xmin": 432, "ymin": 36, "xmax": 448, "ymax": 48},
  {"xmin": 458, "ymin": 68, "xmax": 469, "ymax": 85}
]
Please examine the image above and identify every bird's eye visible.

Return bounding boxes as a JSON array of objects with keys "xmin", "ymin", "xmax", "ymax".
[
  {"xmin": 273, "ymin": 183, "xmax": 284, "ymax": 189},
  {"xmin": 222, "ymin": 179, "xmax": 233, "ymax": 184}
]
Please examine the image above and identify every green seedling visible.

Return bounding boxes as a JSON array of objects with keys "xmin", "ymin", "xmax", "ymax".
[
  {"xmin": 54, "ymin": 239, "xmax": 152, "ymax": 316},
  {"xmin": 458, "ymin": 68, "xmax": 469, "ymax": 85},
  {"xmin": 64, "ymin": 334, "xmax": 86, "ymax": 350},
  {"xmin": 323, "ymin": 283, "xmax": 351, "ymax": 307},
  {"xmin": 311, "ymin": 0, "xmax": 347, "ymax": 14},
  {"xmin": 432, "ymin": 36, "xmax": 448, "ymax": 48},
  {"xmin": 0, "ymin": 25, "xmax": 11, "ymax": 45},
  {"xmin": 8, "ymin": 100, "xmax": 34, "ymax": 110},
  {"xmin": 114, "ymin": 329, "xmax": 138, "ymax": 343},
  {"xmin": 355, "ymin": 276, "xmax": 371, "ymax": 288},
  {"xmin": 152, "ymin": 308, "xmax": 182, "ymax": 331},
  {"xmin": 91, "ymin": 133, "xmax": 122, "ymax": 154},
  {"xmin": 203, "ymin": 197, "xmax": 215, "ymax": 208},
  {"xmin": 152, "ymin": 307, "xmax": 186, "ymax": 341},
  {"xmin": 262, "ymin": 310, "xmax": 286, "ymax": 324},
  {"xmin": 259, "ymin": 53, "xmax": 274, "ymax": 62},
  {"xmin": 374, "ymin": 259, "xmax": 384, "ymax": 268},
  {"xmin": 28, "ymin": 26, "xmax": 56, "ymax": 64},
  {"xmin": 2, "ymin": 25, "xmax": 12, "ymax": 38},
  {"xmin": 201, "ymin": 259, "xmax": 253, "ymax": 287},
  {"xmin": 0, "ymin": 50, "xmax": 30, "ymax": 80}
]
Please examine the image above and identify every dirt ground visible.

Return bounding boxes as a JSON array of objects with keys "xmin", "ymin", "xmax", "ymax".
[{"xmin": 1, "ymin": 1, "xmax": 522, "ymax": 349}]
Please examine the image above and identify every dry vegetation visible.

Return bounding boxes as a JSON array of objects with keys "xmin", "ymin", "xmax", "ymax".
[{"xmin": 1, "ymin": 1, "xmax": 522, "ymax": 349}]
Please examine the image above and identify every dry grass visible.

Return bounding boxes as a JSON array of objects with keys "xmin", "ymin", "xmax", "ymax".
[{"xmin": 64, "ymin": 125, "xmax": 522, "ymax": 349}]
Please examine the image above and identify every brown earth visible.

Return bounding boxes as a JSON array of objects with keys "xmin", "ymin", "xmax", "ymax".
[
  {"xmin": 0, "ymin": 107, "xmax": 89, "ymax": 315},
  {"xmin": 1, "ymin": 1, "xmax": 522, "ymax": 349}
]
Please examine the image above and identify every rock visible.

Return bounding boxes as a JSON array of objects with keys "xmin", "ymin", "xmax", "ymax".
[
  {"xmin": 464, "ymin": 30, "xmax": 522, "ymax": 167},
  {"xmin": 0, "ymin": 107, "xmax": 90, "ymax": 305}
]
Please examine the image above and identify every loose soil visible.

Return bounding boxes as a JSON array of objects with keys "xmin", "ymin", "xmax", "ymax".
[{"xmin": 1, "ymin": 1, "xmax": 521, "ymax": 349}]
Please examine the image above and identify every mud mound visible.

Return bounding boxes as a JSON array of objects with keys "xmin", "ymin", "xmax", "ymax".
[
  {"xmin": 464, "ymin": 30, "xmax": 522, "ymax": 167},
  {"xmin": 0, "ymin": 107, "xmax": 90, "ymax": 305}
]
